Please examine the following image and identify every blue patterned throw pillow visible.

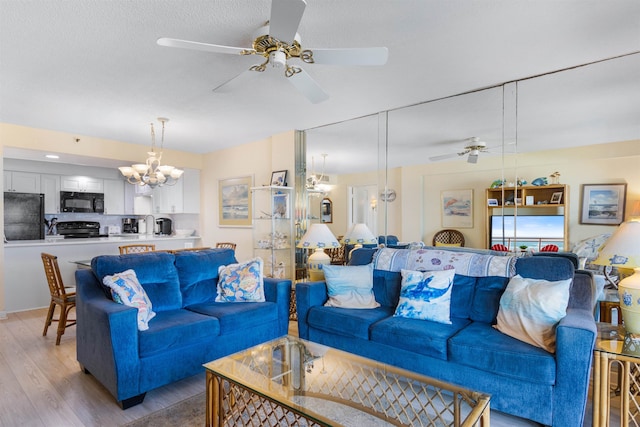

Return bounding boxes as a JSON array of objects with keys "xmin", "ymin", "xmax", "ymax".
[
  {"xmin": 394, "ymin": 269, "xmax": 455, "ymax": 324},
  {"xmin": 102, "ymin": 269, "xmax": 156, "ymax": 331},
  {"xmin": 216, "ymin": 258, "xmax": 265, "ymax": 302}
]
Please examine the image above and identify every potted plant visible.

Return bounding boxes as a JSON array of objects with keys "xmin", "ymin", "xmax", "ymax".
[{"xmin": 519, "ymin": 245, "xmax": 528, "ymax": 253}]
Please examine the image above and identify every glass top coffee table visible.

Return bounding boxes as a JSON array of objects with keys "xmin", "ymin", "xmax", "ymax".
[{"xmin": 204, "ymin": 335, "xmax": 490, "ymax": 427}]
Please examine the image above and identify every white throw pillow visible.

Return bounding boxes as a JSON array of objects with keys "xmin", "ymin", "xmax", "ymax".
[
  {"xmin": 323, "ymin": 263, "xmax": 380, "ymax": 309},
  {"xmin": 495, "ymin": 274, "xmax": 572, "ymax": 353},
  {"xmin": 216, "ymin": 258, "xmax": 265, "ymax": 302},
  {"xmin": 394, "ymin": 269, "xmax": 455, "ymax": 324},
  {"xmin": 102, "ymin": 269, "xmax": 156, "ymax": 331}
]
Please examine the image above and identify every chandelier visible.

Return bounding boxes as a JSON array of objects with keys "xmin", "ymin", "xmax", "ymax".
[
  {"xmin": 118, "ymin": 117, "xmax": 184, "ymax": 188},
  {"xmin": 307, "ymin": 153, "xmax": 329, "ymax": 193}
]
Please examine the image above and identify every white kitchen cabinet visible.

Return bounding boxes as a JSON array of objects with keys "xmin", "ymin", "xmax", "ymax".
[
  {"xmin": 61, "ymin": 175, "xmax": 104, "ymax": 192},
  {"xmin": 4, "ymin": 171, "xmax": 41, "ymax": 193},
  {"xmin": 103, "ymin": 179, "xmax": 125, "ymax": 215},
  {"xmin": 151, "ymin": 168, "xmax": 200, "ymax": 214},
  {"xmin": 41, "ymin": 174, "xmax": 61, "ymax": 214},
  {"xmin": 182, "ymin": 168, "xmax": 200, "ymax": 214}
]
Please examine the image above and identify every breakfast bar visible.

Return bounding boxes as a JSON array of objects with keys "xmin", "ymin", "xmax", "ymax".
[{"xmin": 3, "ymin": 234, "xmax": 201, "ymax": 313}]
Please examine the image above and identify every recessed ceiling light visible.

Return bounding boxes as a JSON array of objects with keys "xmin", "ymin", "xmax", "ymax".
[{"xmin": 45, "ymin": 154, "xmax": 59, "ymax": 159}]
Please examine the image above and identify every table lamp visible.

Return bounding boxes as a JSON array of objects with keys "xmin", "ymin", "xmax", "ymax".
[
  {"xmin": 297, "ymin": 224, "xmax": 340, "ymax": 281},
  {"xmin": 593, "ymin": 219, "xmax": 640, "ymax": 333},
  {"xmin": 341, "ymin": 223, "xmax": 378, "ymax": 248}
]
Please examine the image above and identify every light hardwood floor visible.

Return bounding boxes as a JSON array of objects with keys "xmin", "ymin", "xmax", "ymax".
[{"xmin": 0, "ymin": 308, "xmax": 613, "ymax": 426}]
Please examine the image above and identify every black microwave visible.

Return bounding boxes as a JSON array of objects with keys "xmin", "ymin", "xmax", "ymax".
[{"xmin": 60, "ymin": 191, "xmax": 105, "ymax": 213}]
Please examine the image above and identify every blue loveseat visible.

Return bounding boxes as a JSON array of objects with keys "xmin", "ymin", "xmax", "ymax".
[
  {"xmin": 75, "ymin": 249, "xmax": 291, "ymax": 408},
  {"xmin": 296, "ymin": 247, "xmax": 596, "ymax": 426}
]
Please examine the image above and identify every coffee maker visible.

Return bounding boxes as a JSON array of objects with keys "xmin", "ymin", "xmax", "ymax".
[
  {"xmin": 121, "ymin": 218, "xmax": 138, "ymax": 234},
  {"xmin": 155, "ymin": 218, "xmax": 172, "ymax": 235}
]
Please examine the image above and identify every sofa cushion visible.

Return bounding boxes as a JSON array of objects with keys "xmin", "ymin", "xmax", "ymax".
[
  {"xmin": 324, "ymin": 263, "xmax": 379, "ymax": 309},
  {"xmin": 495, "ymin": 274, "xmax": 572, "ymax": 352},
  {"xmin": 138, "ymin": 309, "xmax": 220, "ymax": 357},
  {"xmin": 450, "ymin": 275, "xmax": 475, "ymax": 319},
  {"xmin": 370, "ymin": 316, "xmax": 471, "ymax": 360},
  {"xmin": 186, "ymin": 302, "xmax": 278, "ymax": 335},
  {"xmin": 469, "ymin": 276, "xmax": 510, "ymax": 323},
  {"xmin": 92, "ymin": 252, "xmax": 182, "ymax": 312},
  {"xmin": 448, "ymin": 322, "xmax": 557, "ymax": 386},
  {"xmin": 307, "ymin": 305, "xmax": 395, "ymax": 340},
  {"xmin": 102, "ymin": 269, "xmax": 156, "ymax": 331},
  {"xmin": 174, "ymin": 248, "xmax": 237, "ymax": 306},
  {"xmin": 394, "ymin": 269, "xmax": 455, "ymax": 324},
  {"xmin": 372, "ymin": 270, "xmax": 402, "ymax": 308},
  {"xmin": 216, "ymin": 258, "xmax": 265, "ymax": 302}
]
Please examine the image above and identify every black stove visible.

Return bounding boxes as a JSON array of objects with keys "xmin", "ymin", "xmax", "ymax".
[{"xmin": 56, "ymin": 221, "xmax": 107, "ymax": 238}]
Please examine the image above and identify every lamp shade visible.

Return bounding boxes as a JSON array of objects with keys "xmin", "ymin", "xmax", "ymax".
[
  {"xmin": 341, "ymin": 223, "xmax": 378, "ymax": 245},
  {"xmin": 593, "ymin": 220, "xmax": 640, "ymax": 268},
  {"xmin": 297, "ymin": 224, "xmax": 340, "ymax": 250},
  {"xmin": 297, "ymin": 224, "xmax": 339, "ymax": 281},
  {"xmin": 593, "ymin": 220, "xmax": 640, "ymax": 333}
]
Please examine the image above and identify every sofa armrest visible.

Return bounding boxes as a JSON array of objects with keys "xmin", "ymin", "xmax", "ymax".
[
  {"xmin": 295, "ymin": 281, "xmax": 328, "ymax": 339},
  {"xmin": 553, "ymin": 307, "xmax": 597, "ymax": 426},
  {"xmin": 263, "ymin": 278, "xmax": 291, "ymax": 335},
  {"xmin": 75, "ymin": 269, "xmax": 141, "ymax": 401}
]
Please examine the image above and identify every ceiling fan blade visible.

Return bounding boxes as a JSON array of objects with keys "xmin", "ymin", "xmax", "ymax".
[
  {"xmin": 287, "ymin": 69, "xmax": 329, "ymax": 104},
  {"xmin": 305, "ymin": 47, "xmax": 389, "ymax": 66},
  {"xmin": 212, "ymin": 69, "xmax": 259, "ymax": 93},
  {"xmin": 269, "ymin": 0, "xmax": 307, "ymax": 43},
  {"xmin": 157, "ymin": 38, "xmax": 247, "ymax": 55},
  {"xmin": 429, "ymin": 152, "xmax": 461, "ymax": 162}
]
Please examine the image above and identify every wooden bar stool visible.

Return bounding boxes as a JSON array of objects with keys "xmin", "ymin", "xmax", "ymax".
[
  {"xmin": 119, "ymin": 244, "xmax": 156, "ymax": 254},
  {"xmin": 41, "ymin": 253, "xmax": 76, "ymax": 345}
]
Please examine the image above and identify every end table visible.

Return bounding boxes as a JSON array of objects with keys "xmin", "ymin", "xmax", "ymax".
[{"xmin": 593, "ymin": 322, "xmax": 640, "ymax": 426}]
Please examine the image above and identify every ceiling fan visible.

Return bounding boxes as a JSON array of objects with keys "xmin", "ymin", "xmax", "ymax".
[
  {"xmin": 429, "ymin": 137, "xmax": 491, "ymax": 164},
  {"xmin": 157, "ymin": 0, "xmax": 388, "ymax": 103}
]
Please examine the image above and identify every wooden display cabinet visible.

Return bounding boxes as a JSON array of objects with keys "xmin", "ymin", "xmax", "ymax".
[{"xmin": 486, "ymin": 184, "xmax": 568, "ymax": 251}]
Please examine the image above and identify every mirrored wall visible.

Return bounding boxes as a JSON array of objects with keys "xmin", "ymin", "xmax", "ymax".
[{"xmin": 298, "ymin": 52, "xmax": 640, "ymax": 254}]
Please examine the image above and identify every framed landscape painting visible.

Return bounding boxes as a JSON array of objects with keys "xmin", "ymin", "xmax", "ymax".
[
  {"xmin": 441, "ymin": 189, "xmax": 473, "ymax": 228},
  {"xmin": 580, "ymin": 183, "xmax": 627, "ymax": 225},
  {"xmin": 219, "ymin": 176, "xmax": 252, "ymax": 227}
]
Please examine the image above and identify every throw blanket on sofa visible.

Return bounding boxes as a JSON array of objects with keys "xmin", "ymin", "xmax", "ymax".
[{"xmin": 373, "ymin": 248, "xmax": 517, "ymax": 278}]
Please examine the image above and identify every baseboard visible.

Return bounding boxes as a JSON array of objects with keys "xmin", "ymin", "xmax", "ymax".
[{"xmin": 0, "ymin": 311, "xmax": 7, "ymax": 320}]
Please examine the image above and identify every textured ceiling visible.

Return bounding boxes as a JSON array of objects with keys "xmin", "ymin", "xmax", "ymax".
[{"xmin": 1, "ymin": 0, "xmax": 639, "ymax": 170}]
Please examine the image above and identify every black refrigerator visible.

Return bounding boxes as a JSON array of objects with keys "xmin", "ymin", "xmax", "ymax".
[{"xmin": 4, "ymin": 192, "xmax": 45, "ymax": 240}]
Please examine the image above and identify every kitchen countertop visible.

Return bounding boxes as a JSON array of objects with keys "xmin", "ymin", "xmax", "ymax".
[{"xmin": 4, "ymin": 234, "xmax": 201, "ymax": 248}]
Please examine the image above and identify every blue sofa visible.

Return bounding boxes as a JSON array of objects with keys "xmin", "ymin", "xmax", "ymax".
[
  {"xmin": 296, "ymin": 247, "xmax": 596, "ymax": 426},
  {"xmin": 75, "ymin": 249, "xmax": 291, "ymax": 408}
]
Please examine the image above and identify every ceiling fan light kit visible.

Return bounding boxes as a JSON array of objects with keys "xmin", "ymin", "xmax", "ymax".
[
  {"xmin": 156, "ymin": 0, "xmax": 388, "ymax": 103},
  {"xmin": 429, "ymin": 136, "xmax": 491, "ymax": 164}
]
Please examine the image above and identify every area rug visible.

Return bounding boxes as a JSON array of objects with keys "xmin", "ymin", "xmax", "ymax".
[{"xmin": 123, "ymin": 393, "xmax": 205, "ymax": 427}]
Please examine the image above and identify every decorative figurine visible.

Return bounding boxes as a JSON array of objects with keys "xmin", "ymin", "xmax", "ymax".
[
  {"xmin": 490, "ymin": 179, "xmax": 505, "ymax": 189},
  {"xmin": 531, "ymin": 177, "xmax": 548, "ymax": 186}
]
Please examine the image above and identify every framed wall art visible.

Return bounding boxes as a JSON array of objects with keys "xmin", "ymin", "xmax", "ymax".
[
  {"xmin": 218, "ymin": 175, "xmax": 252, "ymax": 227},
  {"xmin": 580, "ymin": 183, "xmax": 627, "ymax": 225},
  {"xmin": 550, "ymin": 191, "xmax": 563, "ymax": 204},
  {"xmin": 441, "ymin": 189, "xmax": 473, "ymax": 228},
  {"xmin": 270, "ymin": 170, "xmax": 288, "ymax": 186},
  {"xmin": 272, "ymin": 193, "xmax": 290, "ymax": 219}
]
